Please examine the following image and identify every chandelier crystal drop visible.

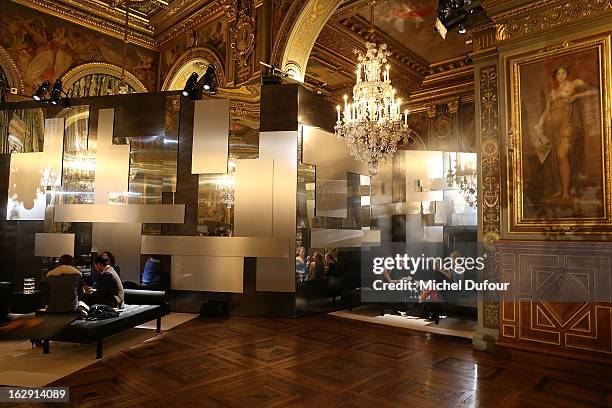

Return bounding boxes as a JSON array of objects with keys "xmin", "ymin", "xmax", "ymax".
[{"xmin": 334, "ymin": 42, "xmax": 413, "ymax": 176}]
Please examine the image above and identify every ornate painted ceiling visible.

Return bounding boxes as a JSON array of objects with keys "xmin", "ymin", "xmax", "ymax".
[{"xmin": 306, "ymin": 0, "xmax": 474, "ymax": 103}]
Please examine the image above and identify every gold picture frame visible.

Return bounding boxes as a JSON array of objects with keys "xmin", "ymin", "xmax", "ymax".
[{"xmin": 508, "ymin": 35, "xmax": 612, "ymax": 234}]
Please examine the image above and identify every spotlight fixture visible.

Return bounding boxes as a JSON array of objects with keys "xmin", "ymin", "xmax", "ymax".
[
  {"xmin": 197, "ymin": 64, "xmax": 217, "ymax": 95},
  {"xmin": 49, "ymin": 79, "xmax": 63, "ymax": 105},
  {"xmin": 181, "ymin": 72, "xmax": 199, "ymax": 97},
  {"xmin": 32, "ymin": 80, "xmax": 51, "ymax": 101},
  {"xmin": 435, "ymin": 0, "xmax": 482, "ymax": 39}
]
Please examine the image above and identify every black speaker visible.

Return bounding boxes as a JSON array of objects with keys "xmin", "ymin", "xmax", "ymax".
[{"xmin": 199, "ymin": 301, "xmax": 229, "ymax": 317}]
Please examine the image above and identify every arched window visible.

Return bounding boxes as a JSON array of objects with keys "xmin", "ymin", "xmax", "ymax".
[{"xmin": 61, "ymin": 63, "xmax": 147, "ymax": 97}]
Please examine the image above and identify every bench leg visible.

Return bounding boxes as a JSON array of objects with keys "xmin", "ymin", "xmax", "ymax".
[
  {"xmin": 43, "ymin": 339, "xmax": 49, "ymax": 354},
  {"xmin": 156, "ymin": 317, "xmax": 161, "ymax": 333},
  {"xmin": 96, "ymin": 339, "xmax": 103, "ymax": 359}
]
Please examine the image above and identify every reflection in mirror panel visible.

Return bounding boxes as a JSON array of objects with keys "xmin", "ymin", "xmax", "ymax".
[{"xmin": 4, "ymin": 109, "xmax": 46, "ymax": 153}]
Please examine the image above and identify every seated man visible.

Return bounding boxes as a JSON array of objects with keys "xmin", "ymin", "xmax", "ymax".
[{"xmin": 83, "ymin": 255, "xmax": 124, "ymax": 308}]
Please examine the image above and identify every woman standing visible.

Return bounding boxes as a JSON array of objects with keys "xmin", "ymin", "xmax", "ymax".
[{"xmin": 534, "ymin": 65, "xmax": 598, "ymax": 200}]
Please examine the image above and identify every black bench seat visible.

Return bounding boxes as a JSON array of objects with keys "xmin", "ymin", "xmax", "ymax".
[{"xmin": 42, "ymin": 289, "xmax": 169, "ymax": 359}]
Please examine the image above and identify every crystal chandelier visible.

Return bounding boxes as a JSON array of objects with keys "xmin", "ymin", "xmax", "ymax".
[
  {"xmin": 446, "ymin": 153, "xmax": 477, "ymax": 208},
  {"xmin": 334, "ymin": 42, "xmax": 412, "ymax": 176}
]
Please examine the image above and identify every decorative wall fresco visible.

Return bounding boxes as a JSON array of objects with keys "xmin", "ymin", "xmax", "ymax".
[{"xmin": 0, "ymin": 2, "xmax": 158, "ymax": 93}]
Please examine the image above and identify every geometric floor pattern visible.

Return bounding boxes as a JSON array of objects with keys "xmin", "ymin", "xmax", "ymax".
[{"xmin": 8, "ymin": 314, "xmax": 612, "ymax": 407}]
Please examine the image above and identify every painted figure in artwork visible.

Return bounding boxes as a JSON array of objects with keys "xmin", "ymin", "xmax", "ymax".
[{"xmin": 533, "ymin": 64, "xmax": 598, "ymax": 201}]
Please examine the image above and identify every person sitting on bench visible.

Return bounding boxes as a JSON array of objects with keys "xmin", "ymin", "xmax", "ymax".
[
  {"xmin": 83, "ymin": 255, "xmax": 124, "ymax": 308},
  {"xmin": 46, "ymin": 254, "xmax": 83, "ymax": 313}
]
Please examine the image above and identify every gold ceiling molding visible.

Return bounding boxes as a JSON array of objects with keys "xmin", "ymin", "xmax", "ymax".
[
  {"xmin": 334, "ymin": 15, "xmax": 429, "ymax": 78},
  {"xmin": 0, "ymin": 46, "xmax": 25, "ymax": 94},
  {"xmin": 407, "ymin": 82, "xmax": 475, "ymax": 113},
  {"xmin": 9, "ymin": 0, "xmax": 157, "ymax": 49},
  {"xmin": 8, "ymin": 0, "xmax": 228, "ymax": 50},
  {"xmin": 61, "ymin": 62, "xmax": 148, "ymax": 92},
  {"xmin": 493, "ymin": 0, "xmax": 612, "ymax": 42},
  {"xmin": 156, "ymin": 2, "xmax": 226, "ymax": 46}
]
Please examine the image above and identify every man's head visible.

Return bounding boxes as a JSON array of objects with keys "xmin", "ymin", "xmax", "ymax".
[{"xmin": 94, "ymin": 254, "xmax": 110, "ymax": 272}]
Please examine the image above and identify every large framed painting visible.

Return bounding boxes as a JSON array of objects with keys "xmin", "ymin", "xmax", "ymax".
[{"xmin": 508, "ymin": 35, "xmax": 612, "ymax": 234}]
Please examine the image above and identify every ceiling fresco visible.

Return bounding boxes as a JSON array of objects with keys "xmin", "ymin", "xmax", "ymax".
[{"xmin": 358, "ymin": 0, "xmax": 468, "ymax": 63}]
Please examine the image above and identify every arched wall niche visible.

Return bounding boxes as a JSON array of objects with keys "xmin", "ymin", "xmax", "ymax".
[
  {"xmin": 162, "ymin": 47, "xmax": 225, "ymax": 91},
  {"xmin": 61, "ymin": 62, "xmax": 147, "ymax": 97},
  {"xmin": 273, "ymin": 0, "xmax": 343, "ymax": 82},
  {"xmin": 0, "ymin": 46, "xmax": 25, "ymax": 94}
]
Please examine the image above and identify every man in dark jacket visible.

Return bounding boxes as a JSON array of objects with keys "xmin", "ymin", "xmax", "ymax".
[{"xmin": 83, "ymin": 255, "xmax": 124, "ymax": 308}]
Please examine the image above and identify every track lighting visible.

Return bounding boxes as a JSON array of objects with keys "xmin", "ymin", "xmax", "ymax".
[
  {"xmin": 49, "ymin": 79, "xmax": 63, "ymax": 105},
  {"xmin": 182, "ymin": 72, "xmax": 199, "ymax": 97},
  {"xmin": 196, "ymin": 64, "xmax": 217, "ymax": 95},
  {"xmin": 32, "ymin": 80, "xmax": 51, "ymax": 101}
]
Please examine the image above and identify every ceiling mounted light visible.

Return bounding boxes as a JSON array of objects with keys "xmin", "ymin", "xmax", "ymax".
[
  {"xmin": 49, "ymin": 79, "xmax": 63, "ymax": 105},
  {"xmin": 458, "ymin": 24, "xmax": 467, "ymax": 34},
  {"xmin": 182, "ymin": 72, "xmax": 199, "ymax": 97},
  {"xmin": 32, "ymin": 80, "xmax": 51, "ymax": 101}
]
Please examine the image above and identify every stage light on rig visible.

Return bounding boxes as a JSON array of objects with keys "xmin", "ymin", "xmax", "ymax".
[
  {"xmin": 197, "ymin": 64, "xmax": 217, "ymax": 95},
  {"xmin": 49, "ymin": 79, "xmax": 63, "ymax": 105},
  {"xmin": 181, "ymin": 72, "xmax": 199, "ymax": 97},
  {"xmin": 32, "ymin": 80, "xmax": 51, "ymax": 101}
]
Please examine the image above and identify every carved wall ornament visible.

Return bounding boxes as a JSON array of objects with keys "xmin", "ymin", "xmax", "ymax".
[
  {"xmin": 479, "ymin": 64, "xmax": 501, "ymax": 330},
  {"xmin": 494, "ymin": 0, "xmax": 612, "ymax": 42},
  {"xmin": 433, "ymin": 107, "xmax": 452, "ymax": 140},
  {"xmin": 426, "ymin": 105, "xmax": 437, "ymax": 118},
  {"xmin": 231, "ymin": 10, "xmax": 256, "ymax": 68}
]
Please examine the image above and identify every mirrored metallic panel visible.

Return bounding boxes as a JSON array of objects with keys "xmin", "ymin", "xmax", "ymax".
[
  {"xmin": 92, "ymin": 223, "xmax": 141, "ymax": 283},
  {"xmin": 34, "ymin": 233, "xmax": 75, "ymax": 257},
  {"xmin": 94, "ymin": 109, "xmax": 130, "ymax": 203},
  {"xmin": 53, "ymin": 204, "xmax": 185, "ymax": 223},
  {"xmin": 259, "ymin": 131, "xmax": 298, "ymax": 238},
  {"xmin": 233, "ymin": 158, "xmax": 273, "ymax": 237},
  {"xmin": 7, "ymin": 118, "xmax": 65, "ymax": 220},
  {"xmin": 258, "ymin": 131, "xmax": 298, "ymax": 292},
  {"xmin": 310, "ymin": 228, "xmax": 381, "ymax": 248},
  {"xmin": 140, "ymin": 235, "xmax": 290, "ymax": 258},
  {"xmin": 5, "ymin": 109, "xmax": 45, "ymax": 153},
  {"xmin": 171, "ymin": 255, "xmax": 243, "ymax": 293},
  {"xmin": 302, "ymin": 125, "xmax": 368, "ymax": 217},
  {"xmin": 192, "ymin": 99, "xmax": 230, "ymax": 174}
]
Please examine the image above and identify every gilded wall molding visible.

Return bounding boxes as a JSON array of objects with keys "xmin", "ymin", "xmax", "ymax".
[
  {"xmin": 494, "ymin": 0, "xmax": 612, "ymax": 42},
  {"xmin": 280, "ymin": 0, "xmax": 343, "ymax": 81},
  {"xmin": 479, "ymin": 64, "xmax": 501, "ymax": 330},
  {"xmin": 0, "ymin": 46, "xmax": 25, "ymax": 94}
]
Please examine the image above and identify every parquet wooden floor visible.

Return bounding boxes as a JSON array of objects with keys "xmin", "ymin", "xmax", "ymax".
[{"xmin": 11, "ymin": 315, "xmax": 612, "ymax": 408}]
